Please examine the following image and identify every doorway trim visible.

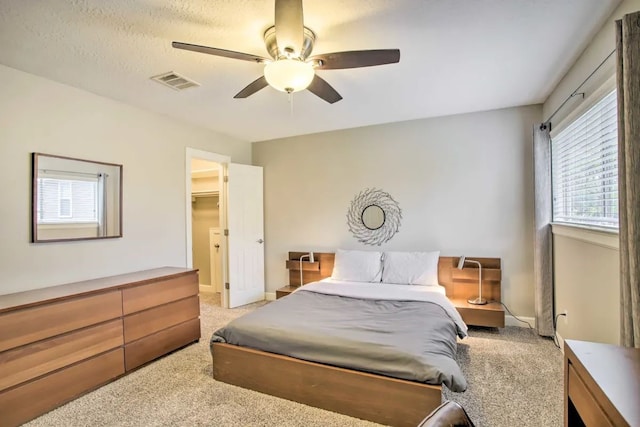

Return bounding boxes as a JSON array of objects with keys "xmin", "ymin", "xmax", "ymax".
[{"xmin": 185, "ymin": 148, "xmax": 230, "ymax": 305}]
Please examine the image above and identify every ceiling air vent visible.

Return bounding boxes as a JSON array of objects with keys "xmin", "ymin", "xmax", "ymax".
[{"xmin": 151, "ymin": 71, "xmax": 200, "ymax": 90}]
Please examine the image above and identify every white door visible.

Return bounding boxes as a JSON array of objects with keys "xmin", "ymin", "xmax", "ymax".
[{"xmin": 227, "ymin": 163, "xmax": 265, "ymax": 308}]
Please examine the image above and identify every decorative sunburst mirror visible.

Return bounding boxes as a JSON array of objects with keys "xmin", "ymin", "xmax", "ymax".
[{"xmin": 347, "ymin": 188, "xmax": 402, "ymax": 246}]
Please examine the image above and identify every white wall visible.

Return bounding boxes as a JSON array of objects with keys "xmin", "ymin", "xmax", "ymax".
[
  {"xmin": 554, "ymin": 235, "xmax": 620, "ymax": 344},
  {"xmin": 543, "ymin": 0, "xmax": 640, "ymax": 125},
  {"xmin": 0, "ymin": 65, "xmax": 251, "ymax": 295},
  {"xmin": 542, "ymin": 0, "xmax": 639, "ymax": 344},
  {"xmin": 253, "ymin": 105, "xmax": 541, "ymax": 317}
]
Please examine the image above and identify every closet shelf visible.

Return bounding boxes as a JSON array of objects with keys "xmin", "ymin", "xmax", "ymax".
[{"xmin": 191, "ymin": 191, "xmax": 219, "ymax": 198}]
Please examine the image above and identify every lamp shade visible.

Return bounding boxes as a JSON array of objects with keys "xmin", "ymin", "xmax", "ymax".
[
  {"xmin": 457, "ymin": 256, "xmax": 466, "ymax": 270},
  {"xmin": 264, "ymin": 59, "xmax": 315, "ymax": 93}
]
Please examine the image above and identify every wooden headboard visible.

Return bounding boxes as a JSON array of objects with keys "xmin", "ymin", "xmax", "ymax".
[{"xmin": 286, "ymin": 252, "xmax": 501, "ymax": 303}]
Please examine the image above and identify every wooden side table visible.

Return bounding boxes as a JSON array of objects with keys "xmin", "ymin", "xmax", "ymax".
[
  {"xmin": 275, "ymin": 286, "xmax": 298, "ymax": 299},
  {"xmin": 450, "ymin": 299, "xmax": 505, "ymax": 327}
]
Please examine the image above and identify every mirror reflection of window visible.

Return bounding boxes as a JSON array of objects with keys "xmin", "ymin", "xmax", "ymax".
[
  {"xmin": 32, "ymin": 153, "xmax": 122, "ymax": 242},
  {"xmin": 38, "ymin": 176, "xmax": 98, "ymax": 223},
  {"xmin": 361, "ymin": 204, "xmax": 385, "ymax": 230}
]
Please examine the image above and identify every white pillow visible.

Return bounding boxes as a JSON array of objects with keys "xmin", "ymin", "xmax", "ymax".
[
  {"xmin": 331, "ymin": 249, "xmax": 383, "ymax": 282},
  {"xmin": 382, "ymin": 251, "xmax": 440, "ymax": 285}
]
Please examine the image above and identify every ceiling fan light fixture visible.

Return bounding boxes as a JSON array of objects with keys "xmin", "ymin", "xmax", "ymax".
[
  {"xmin": 172, "ymin": 1, "xmax": 400, "ymax": 103},
  {"xmin": 264, "ymin": 59, "xmax": 314, "ymax": 93}
]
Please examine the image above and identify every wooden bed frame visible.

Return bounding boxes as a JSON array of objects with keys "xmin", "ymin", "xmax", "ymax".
[{"xmin": 211, "ymin": 252, "xmax": 502, "ymax": 427}]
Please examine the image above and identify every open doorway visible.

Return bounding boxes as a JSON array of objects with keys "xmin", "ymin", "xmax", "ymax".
[
  {"xmin": 190, "ymin": 158, "xmax": 222, "ymax": 305},
  {"xmin": 185, "ymin": 148, "xmax": 230, "ymax": 308},
  {"xmin": 186, "ymin": 148, "xmax": 266, "ymax": 309}
]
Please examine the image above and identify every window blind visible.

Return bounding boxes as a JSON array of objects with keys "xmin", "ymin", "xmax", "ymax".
[
  {"xmin": 551, "ymin": 89, "xmax": 618, "ymax": 228},
  {"xmin": 37, "ymin": 178, "xmax": 98, "ymax": 223}
]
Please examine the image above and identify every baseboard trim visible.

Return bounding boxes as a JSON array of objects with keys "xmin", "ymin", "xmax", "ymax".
[
  {"xmin": 265, "ymin": 292, "xmax": 276, "ymax": 301},
  {"xmin": 505, "ymin": 315, "xmax": 536, "ymax": 328},
  {"xmin": 199, "ymin": 284, "xmax": 215, "ymax": 294},
  {"xmin": 556, "ymin": 332, "xmax": 565, "ymax": 353}
]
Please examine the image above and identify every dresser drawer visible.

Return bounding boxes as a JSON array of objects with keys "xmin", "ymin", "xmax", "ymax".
[
  {"xmin": 568, "ymin": 363, "xmax": 613, "ymax": 427},
  {"xmin": 0, "ymin": 319, "xmax": 123, "ymax": 392},
  {"xmin": 125, "ymin": 318, "xmax": 200, "ymax": 371},
  {"xmin": 122, "ymin": 273, "xmax": 198, "ymax": 315},
  {"xmin": 0, "ymin": 291, "xmax": 122, "ymax": 352},
  {"xmin": 123, "ymin": 296, "xmax": 199, "ymax": 343},
  {"xmin": 0, "ymin": 348, "xmax": 124, "ymax": 427}
]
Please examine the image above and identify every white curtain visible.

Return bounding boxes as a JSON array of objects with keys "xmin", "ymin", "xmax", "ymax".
[
  {"xmin": 97, "ymin": 173, "xmax": 107, "ymax": 237},
  {"xmin": 533, "ymin": 123, "xmax": 554, "ymax": 337},
  {"xmin": 616, "ymin": 11, "xmax": 640, "ymax": 348}
]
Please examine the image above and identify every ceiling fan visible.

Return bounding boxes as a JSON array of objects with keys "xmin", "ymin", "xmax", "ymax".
[{"xmin": 172, "ymin": 0, "xmax": 400, "ymax": 104}]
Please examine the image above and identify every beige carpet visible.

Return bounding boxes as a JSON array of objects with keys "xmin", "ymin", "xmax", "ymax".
[{"xmin": 25, "ymin": 294, "xmax": 563, "ymax": 427}]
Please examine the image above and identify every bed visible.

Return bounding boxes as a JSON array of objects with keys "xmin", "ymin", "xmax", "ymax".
[{"xmin": 210, "ymin": 251, "xmax": 501, "ymax": 426}]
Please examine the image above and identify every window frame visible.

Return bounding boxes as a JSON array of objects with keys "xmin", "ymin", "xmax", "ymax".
[{"xmin": 549, "ymin": 76, "xmax": 619, "ymax": 234}]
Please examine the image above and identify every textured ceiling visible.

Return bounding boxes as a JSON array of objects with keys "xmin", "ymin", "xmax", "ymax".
[{"xmin": 0, "ymin": 0, "xmax": 620, "ymax": 142}]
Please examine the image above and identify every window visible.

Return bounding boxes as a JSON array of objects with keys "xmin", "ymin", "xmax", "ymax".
[
  {"xmin": 37, "ymin": 177, "xmax": 98, "ymax": 224},
  {"xmin": 551, "ymin": 89, "xmax": 618, "ymax": 229},
  {"xmin": 58, "ymin": 180, "xmax": 72, "ymax": 218}
]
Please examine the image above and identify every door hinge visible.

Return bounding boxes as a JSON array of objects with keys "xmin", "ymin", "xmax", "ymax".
[
  {"xmin": 224, "ymin": 229, "xmax": 229, "ymax": 236},
  {"xmin": 223, "ymin": 176, "xmax": 228, "ymax": 183},
  {"xmin": 225, "ymin": 282, "xmax": 230, "ymax": 290}
]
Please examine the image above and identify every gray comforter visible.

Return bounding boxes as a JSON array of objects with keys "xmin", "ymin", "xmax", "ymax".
[{"xmin": 211, "ymin": 280, "xmax": 467, "ymax": 392}]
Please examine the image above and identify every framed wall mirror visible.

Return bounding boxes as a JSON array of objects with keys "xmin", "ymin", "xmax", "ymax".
[
  {"xmin": 361, "ymin": 204, "xmax": 385, "ymax": 230},
  {"xmin": 31, "ymin": 153, "xmax": 123, "ymax": 243}
]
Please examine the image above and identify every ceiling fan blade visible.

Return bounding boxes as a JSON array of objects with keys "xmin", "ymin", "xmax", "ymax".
[
  {"xmin": 307, "ymin": 75, "xmax": 343, "ymax": 104},
  {"xmin": 172, "ymin": 41, "xmax": 268, "ymax": 63},
  {"xmin": 274, "ymin": 0, "xmax": 304, "ymax": 56},
  {"xmin": 310, "ymin": 49, "xmax": 400, "ymax": 70},
  {"xmin": 233, "ymin": 76, "xmax": 269, "ymax": 99}
]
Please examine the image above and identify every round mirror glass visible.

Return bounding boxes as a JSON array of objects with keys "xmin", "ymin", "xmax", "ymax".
[{"xmin": 361, "ymin": 204, "xmax": 385, "ymax": 230}]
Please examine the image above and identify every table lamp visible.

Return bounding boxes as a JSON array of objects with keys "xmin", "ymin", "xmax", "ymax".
[
  {"xmin": 457, "ymin": 256, "xmax": 487, "ymax": 305},
  {"xmin": 299, "ymin": 252, "xmax": 314, "ymax": 286}
]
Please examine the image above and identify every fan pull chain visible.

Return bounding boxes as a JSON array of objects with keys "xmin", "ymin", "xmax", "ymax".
[{"xmin": 288, "ymin": 92, "xmax": 294, "ymax": 116}]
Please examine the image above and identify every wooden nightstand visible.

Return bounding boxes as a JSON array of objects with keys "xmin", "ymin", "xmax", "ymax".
[
  {"xmin": 451, "ymin": 299, "xmax": 505, "ymax": 327},
  {"xmin": 275, "ymin": 285, "xmax": 298, "ymax": 299}
]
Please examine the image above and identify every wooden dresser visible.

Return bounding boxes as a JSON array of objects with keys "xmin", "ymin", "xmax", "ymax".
[
  {"xmin": 564, "ymin": 339, "xmax": 640, "ymax": 427},
  {"xmin": 0, "ymin": 267, "xmax": 200, "ymax": 427}
]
